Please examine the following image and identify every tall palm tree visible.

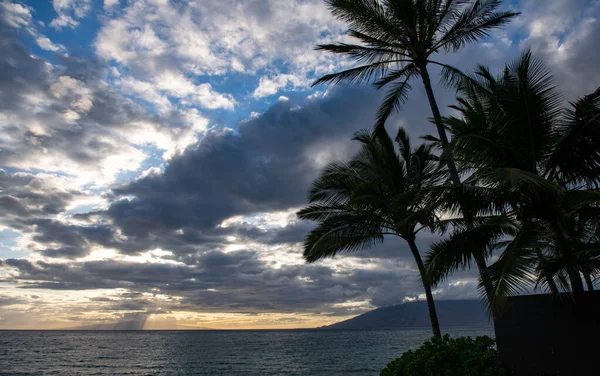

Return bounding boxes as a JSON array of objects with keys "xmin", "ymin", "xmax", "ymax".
[
  {"xmin": 297, "ymin": 127, "xmax": 445, "ymax": 338},
  {"xmin": 313, "ymin": 0, "xmax": 519, "ymax": 303},
  {"xmin": 314, "ymin": 0, "xmax": 518, "ymax": 186},
  {"xmin": 426, "ymin": 51, "xmax": 600, "ymax": 308}
]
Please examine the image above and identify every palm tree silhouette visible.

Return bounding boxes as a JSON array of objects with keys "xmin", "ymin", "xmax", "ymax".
[
  {"xmin": 313, "ymin": 0, "xmax": 519, "ymax": 303},
  {"xmin": 426, "ymin": 52, "xmax": 600, "ymax": 308},
  {"xmin": 298, "ymin": 127, "xmax": 446, "ymax": 338}
]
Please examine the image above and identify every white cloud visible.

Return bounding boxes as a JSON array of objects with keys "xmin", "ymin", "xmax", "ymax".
[
  {"xmin": 116, "ymin": 71, "xmax": 234, "ymax": 111},
  {"xmin": 0, "ymin": 1, "xmax": 33, "ymax": 29},
  {"xmin": 516, "ymin": 0, "xmax": 600, "ymax": 96},
  {"xmin": 253, "ymin": 74, "xmax": 308, "ymax": 99},
  {"xmin": 50, "ymin": 0, "xmax": 92, "ymax": 29},
  {"xmin": 50, "ymin": 76, "xmax": 94, "ymax": 113},
  {"xmin": 116, "ymin": 109, "xmax": 209, "ymax": 161},
  {"xmin": 104, "ymin": 0, "xmax": 119, "ymax": 9},
  {"xmin": 35, "ymin": 37, "xmax": 63, "ymax": 52},
  {"xmin": 1, "ymin": 1, "xmax": 65, "ymax": 53},
  {"xmin": 95, "ymin": 0, "xmax": 347, "ymax": 100},
  {"xmin": 154, "ymin": 71, "xmax": 235, "ymax": 110}
]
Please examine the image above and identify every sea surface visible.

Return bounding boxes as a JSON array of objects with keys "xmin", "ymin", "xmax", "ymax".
[{"xmin": 0, "ymin": 327, "xmax": 493, "ymax": 376}]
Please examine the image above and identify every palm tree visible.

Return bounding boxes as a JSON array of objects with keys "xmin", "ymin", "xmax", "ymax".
[
  {"xmin": 314, "ymin": 0, "xmax": 518, "ymax": 186},
  {"xmin": 297, "ymin": 127, "xmax": 445, "ymax": 338},
  {"xmin": 313, "ymin": 0, "xmax": 519, "ymax": 302},
  {"xmin": 425, "ymin": 51, "xmax": 600, "ymax": 309}
]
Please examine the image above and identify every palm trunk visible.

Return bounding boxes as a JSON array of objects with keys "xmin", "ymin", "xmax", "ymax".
[
  {"xmin": 584, "ymin": 273, "xmax": 594, "ymax": 291},
  {"xmin": 535, "ymin": 248, "xmax": 560, "ymax": 295},
  {"xmin": 419, "ymin": 66, "xmax": 462, "ymax": 187},
  {"xmin": 419, "ymin": 65, "xmax": 496, "ymax": 306},
  {"xmin": 407, "ymin": 238, "xmax": 442, "ymax": 339},
  {"xmin": 550, "ymin": 221, "xmax": 584, "ymax": 293}
]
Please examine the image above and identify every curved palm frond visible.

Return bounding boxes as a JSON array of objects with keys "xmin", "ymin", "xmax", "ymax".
[
  {"xmin": 299, "ymin": 126, "xmax": 442, "ymax": 264},
  {"xmin": 314, "ymin": 0, "xmax": 518, "ymax": 127},
  {"xmin": 486, "ymin": 221, "xmax": 541, "ymax": 313},
  {"xmin": 432, "ymin": 0, "xmax": 520, "ymax": 53},
  {"xmin": 302, "ymin": 212, "xmax": 386, "ymax": 263},
  {"xmin": 375, "ymin": 67, "xmax": 419, "ymax": 128},
  {"xmin": 548, "ymin": 87, "xmax": 600, "ymax": 186},
  {"xmin": 425, "ymin": 215, "xmax": 519, "ymax": 286}
]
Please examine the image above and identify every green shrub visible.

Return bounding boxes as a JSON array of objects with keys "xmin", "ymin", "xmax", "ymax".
[{"xmin": 380, "ymin": 335, "xmax": 508, "ymax": 376}]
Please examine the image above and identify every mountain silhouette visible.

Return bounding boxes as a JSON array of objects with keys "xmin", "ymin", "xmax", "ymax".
[{"xmin": 323, "ymin": 300, "xmax": 491, "ymax": 330}]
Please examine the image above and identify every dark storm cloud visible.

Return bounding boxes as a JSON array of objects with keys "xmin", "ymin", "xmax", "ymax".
[
  {"xmin": 0, "ymin": 170, "xmax": 81, "ymax": 220},
  {"xmin": 106, "ymin": 87, "xmax": 384, "ymax": 247},
  {"xmin": 1, "ymin": 252, "xmax": 352, "ymax": 313},
  {"xmin": 523, "ymin": 0, "xmax": 600, "ymax": 98}
]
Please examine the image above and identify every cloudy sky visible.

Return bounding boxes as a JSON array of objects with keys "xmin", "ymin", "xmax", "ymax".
[{"xmin": 0, "ymin": 0, "xmax": 598, "ymax": 330}]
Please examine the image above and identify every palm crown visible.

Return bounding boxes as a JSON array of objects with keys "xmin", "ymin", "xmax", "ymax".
[
  {"xmin": 425, "ymin": 51, "xmax": 600, "ymax": 308},
  {"xmin": 315, "ymin": 0, "xmax": 519, "ymax": 128},
  {"xmin": 298, "ymin": 128, "xmax": 442, "ymax": 261},
  {"xmin": 297, "ymin": 127, "xmax": 446, "ymax": 337}
]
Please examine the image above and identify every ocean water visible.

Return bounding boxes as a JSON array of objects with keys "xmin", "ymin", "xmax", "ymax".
[{"xmin": 0, "ymin": 327, "xmax": 493, "ymax": 376}]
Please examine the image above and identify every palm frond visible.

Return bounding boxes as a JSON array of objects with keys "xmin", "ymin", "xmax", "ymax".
[
  {"xmin": 433, "ymin": 0, "xmax": 519, "ymax": 53},
  {"xmin": 425, "ymin": 215, "xmax": 518, "ymax": 285},
  {"xmin": 487, "ymin": 221, "xmax": 540, "ymax": 312},
  {"xmin": 303, "ymin": 214, "xmax": 385, "ymax": 262},
  {"xmin": 548, "ymin": 86, "xmax": 600, "ymax": 186},
  {"xmin": 477, "ymin": 168, "xmax": 560, "ymax": 196},
  {"xmin": 312, "ymin": 61, "xmax": 394, "ymax": 86},
  {"xmin": 375, "ymin": 68, "xmax": 418, "ymax": 128}
]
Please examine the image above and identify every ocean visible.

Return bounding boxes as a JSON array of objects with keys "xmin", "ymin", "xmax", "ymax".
[{"xmin": 0, "ymin": 327, "xmax": 493, "ymax": 375}]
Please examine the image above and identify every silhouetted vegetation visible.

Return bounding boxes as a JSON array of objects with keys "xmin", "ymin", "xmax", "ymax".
[
  {"xmin": 297, "ymin": 128, "xmax": 446, "ymax": 338},
  {"xmin": 311, "ymin": 0, "xmax": 520, "ymax": 307},
  {"xmin": 301, "ymin": 0, "xmax": 600, "ymax": 374},
  {"xmin": 379, "ymin": 335, "xmax": 507, "ymax": 376},
  {"xmin": 425, "ymin": 51, "xmax": 600, "ymax": 312}
]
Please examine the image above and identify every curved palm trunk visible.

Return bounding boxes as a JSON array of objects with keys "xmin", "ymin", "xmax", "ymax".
[
  {"xmin": 419, "ymin": 65, "xmax": 496, "ymax": 306},
  {"xmin": 550, "ymin": 221, "xmax": 584, "ymax": 293},
  {"xmin": 419, "ymin": 66, "xmax": 462, "ymax": 187},
  {"xmin": 535, "ymin": 248, "xmax": 560, "ymax": 295},
  {"xmin": 407, "ymin": 238, "xmax": 442, "ymax": 339},
  {"xmin": 584, "ymin": 273, "xmax": 594, "ymax": 291}
]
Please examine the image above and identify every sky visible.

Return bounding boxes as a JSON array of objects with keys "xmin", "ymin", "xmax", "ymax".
[{"xmin": 0, "ymin": 0, "xmax": 599, "ymax": 330}]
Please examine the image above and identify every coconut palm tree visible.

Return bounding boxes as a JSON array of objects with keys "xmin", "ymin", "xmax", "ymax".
[
  {"xmin": 425, "ymin": 51, "xmax": 600, "ymax": 309},
  {"xmin": 314, "ymin": 0, "xmax": 518, "ymax": 186},
  {"xmin": 297, "ymin": 127, "xmax": 445, "ymax": 338},
  {"xmin": 313, "ymin": 0, "xmax": 519, "ymax": 303}
]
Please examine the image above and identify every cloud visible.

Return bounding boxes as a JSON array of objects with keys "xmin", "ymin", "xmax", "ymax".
[
  {"xmin": 517, "ymin": 0, "xmax": 600, "ymax": 97},
  {"xmin": 0, "ymin": 170, "xmax": 83, "ymax": 221},
  {"xmin": 94, "ymin": 0, "xmax": 347, "ymax": 103},
  {"xmin": 2, "ymin": 0, "xmax": 600, "ymax": 328},
  {"xmin": 0, "ymin": 20, "xmax": 212, "ymax": 186},
  {"xmin": 116, "ymin": 70, "xmax": 235, "ymax": 111},
  {"xmin": 1, "ymin": 248, "xmax": 423, "ymax": 315},
  {"xmin": 103, "ymin": 0, "xmax": 119, "ymax": 10},
  {"xmin": 0, "ymin": 1, "xmax": 32, "ymax": 29},
  {"xmin": 253, "ymin": 74, "xmax": 309, "ymax": 99},
  {"xmin": 50, "ymin": 0, "xmax": 92, "ymax": 29},
  {"xmin": 0, "ymin": 1, "xmax": 66, "ymax": 52},
  {"xmin": 106, "ymin": 86, "xmax": 382, "ymax": 244}
]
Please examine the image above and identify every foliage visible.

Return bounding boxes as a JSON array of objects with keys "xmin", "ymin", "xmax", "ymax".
[
  {"xmin": 297, "ymin": 127, "xmax": 445, "ymax": 337},
  {"xmin": 425, "ymin": 50, "xmax": 600, "ymax": 308},
  {"xmin": 297, "ymin": 127, "xmax": 443, "ymax": 263},
  {"xmin": 314, "ymin": 0, "xmax": 519, "ymax": 127},
  {"xmin": 380, "ymin": 335, "xmax": 508, "ymax": 376},
  {"xmin": 314, "ymin": 0, "xmax": 520, "ymax": 307},
  {"xmin": 310, "ymin": 0, "xmax": 600, "ymax": 323}
]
